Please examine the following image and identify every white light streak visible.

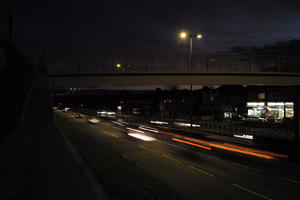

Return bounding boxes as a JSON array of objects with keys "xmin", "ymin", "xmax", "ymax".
[
  {"xmin": 233, "ymin": 134, "xmax": 253, "ymax": 140},
  {"xmin": 126, "ymin": 127, "xmax": 145, "ymax": 134},
  {"xmin": 150, "ymin": 120, "xmax": 168, "ymax": 125},
  {"xmin": 128, "ymin": 133, "xmax": 156, "ymax": 141},
  {"xmin": 138, "ymin": 126, "xmax": 158, "ymax": 133},
  {"xmin": 174, "ymin": 122, "xmax": 201, "ymax": 127}
]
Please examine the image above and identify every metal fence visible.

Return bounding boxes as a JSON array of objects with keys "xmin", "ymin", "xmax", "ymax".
[
  {"xmin": 46, "ymin": 54, "xmax": 300, "ymax": 74},
  {"xmin": 193, "ymin": 121, "xmax": 295, "ymax": 140}
]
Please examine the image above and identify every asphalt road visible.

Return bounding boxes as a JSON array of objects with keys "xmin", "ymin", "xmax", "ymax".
[{"xmin": 56, "ymin": 111, "xmax": 300, "ymax": 200}]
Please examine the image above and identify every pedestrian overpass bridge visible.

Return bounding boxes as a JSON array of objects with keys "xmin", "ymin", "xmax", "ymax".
[
  {"xmin": 46, "ymin": 54, "xmax": 300, "ymax": 87},
  {"xmin": 50, "ymin": 71, "xmax": 300, "ymax": 87}
]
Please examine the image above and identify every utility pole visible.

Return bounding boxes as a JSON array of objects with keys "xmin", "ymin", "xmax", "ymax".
[
  {"xmin": 189, "ymin": 37, "xmax": 193, "ymax": 71},
  {"xmin": 190, "ymin": 84, "xmax": 193, "ymax": 130}
]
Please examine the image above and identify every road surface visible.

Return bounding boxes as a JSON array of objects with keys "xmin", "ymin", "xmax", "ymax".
[{"xmin": 55, "ymin": 111, "xmax": 300, "ymax": 200}]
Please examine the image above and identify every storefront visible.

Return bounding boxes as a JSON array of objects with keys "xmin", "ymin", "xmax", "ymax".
[{"xmin": 247, "ymin": 102, "xmax": 294, "ymax": 122}]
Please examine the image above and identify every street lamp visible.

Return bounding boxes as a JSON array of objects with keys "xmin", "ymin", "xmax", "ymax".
[
  {"xmin": 115, "ymin": 63, "xmax": 126, "ymax": 118},
  {"xmin": 179, "ymin": 31, "xmax": 203, "ymax": 70},
  {"xmin": 179, "ymin": 31, "xmax": 203, "ymax": 130},
  {"xmin": 180, "ymin": 32, "xmax": 187, "ymax": 39}
]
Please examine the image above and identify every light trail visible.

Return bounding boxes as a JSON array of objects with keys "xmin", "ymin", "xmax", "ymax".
[
  {"xmin": 126, "ymin": 127, "xmax": 145, "ymax": 134},
  {"xmin": 223, "ymin": 143, "xmax": 289, "ymax": 159},
  {"xmin": 152, "ymin": 128, "xmax": 275, "ymax": 159},
  {"xmin": 128, "ymin": 133, "xmax": 156, "ymax": 141},
  {"xmin": 184, "ymin": 137, "xmax": 274, "ymax": 160},
  {"xmin": 138, "ymin": 126, "xmax": 159, "ymax": 133},
  {"xmin": 172, "ymin": 138, "xmax": 212, "ymax": 150}
]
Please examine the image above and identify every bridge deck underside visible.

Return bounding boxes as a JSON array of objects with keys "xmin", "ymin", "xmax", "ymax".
[{"xmin": 50, "ymin": 72, "xmax": 300, "ymax": 87}]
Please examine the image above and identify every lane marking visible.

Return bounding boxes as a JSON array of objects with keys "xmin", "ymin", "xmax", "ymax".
[
  {"xmin": 86, "ymin": 123, "xmax": 99, "ymax": 129},
  {"xmin": 162, "ymin": 154, "xmax": 181, "ymax": 164},
  {"xmin": 137, "ymin": 145, "xmax": 155, "ymax": 153},
  {"xmin": 231, "ymin": 162, "xmax": 263, "ymax": 173},
  {"xmin": 111, "ymin": 134, "xmax": 119, "ymax": 138},
  {"xmin": 232, "ymin": 183, "xmax": 272, "ymax": 200},
  {"xmin": 121, "ymin": 138, "xmax": 135, "ymax": 144},
  {"xmin": 166, "ymin": 142, "xmax": 187, "ymax": 150},
  {"xmin": 87, "ymin": 122, "xmax": 122, "ymax": 139},
  {"xmin": 188, "ymin": 165, "xmax": 215, "ymax": 178},
  {"xmin": 101, "ymin": 122, "xmax": 125, "ymax": 131},
  {"xmin": 121, "ymin": 154, "xmax": 131, "ymax": 161},
  {"xmin": 156, "ymin": 140, "xmax": 187, "ymax": 151},
  {"xmin": 282, "ymin": 177, "xmax": 300, "ymax": 184}
]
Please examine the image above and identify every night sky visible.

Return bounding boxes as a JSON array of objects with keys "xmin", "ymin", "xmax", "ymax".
[{"xmin": 2, "ymin": 0, "xmax": 300, "ymax": 55}]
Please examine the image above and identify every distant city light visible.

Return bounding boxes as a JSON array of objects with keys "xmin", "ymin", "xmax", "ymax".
[{"xmin": 116, "ymin": 63, "xmax": 121, "ymax": 68}]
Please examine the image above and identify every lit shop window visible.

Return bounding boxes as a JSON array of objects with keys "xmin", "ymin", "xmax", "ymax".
[
  {"xmin": 258, "ymin": 93, "xmax": 265, "ymax": 99},
  {"xmin": 247, "ymin": 102, "xmax": 266, "ymax": 118},
  {"xmin": 265, "ymin": 102, "xmax": 294, "ymax": 120},
  {"xmin": 284, "ymin": 102, "xmax": 294, "ymax": 118}
]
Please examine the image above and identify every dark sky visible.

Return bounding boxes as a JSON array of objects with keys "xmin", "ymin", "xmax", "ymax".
[{"xmin": 2, "ymin": 0, "xmax": 300, "ymax": 55}]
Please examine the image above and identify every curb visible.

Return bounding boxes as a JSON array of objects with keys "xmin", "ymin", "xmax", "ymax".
[{"xmin": 54, "ymin": 116, "xmax": 108, "ymax": 200}]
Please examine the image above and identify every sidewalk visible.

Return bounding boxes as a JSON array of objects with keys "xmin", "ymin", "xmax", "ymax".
[{"xmin": 0, "ymin": 57, "xmax": 106, "ymax": 199}]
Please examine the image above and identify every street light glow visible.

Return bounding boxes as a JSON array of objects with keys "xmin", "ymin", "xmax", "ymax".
[
  {"xmin": 180, "ymin": 32, "xmax": 187, "ymax": 39},
  {"xmin": 116, "ymin": 63, "xmax": 121, "ymax": 68},
  {"xmin": 196, "ymin": 34, "xmax": 203, "ymax": 39}
]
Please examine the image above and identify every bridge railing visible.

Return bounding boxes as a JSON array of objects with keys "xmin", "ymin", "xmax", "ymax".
[{"xmin": 46, "ymin": 54, "xmax": 300, "ymax": 74}]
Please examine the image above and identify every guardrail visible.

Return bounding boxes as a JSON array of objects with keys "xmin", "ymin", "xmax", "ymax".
[
  {"xmin": 45, "ymin": 54, "xmax": 300, "ymax": 74},
  {"xmin": 192, "ymin": 121, "xmax": 295, "ymax": 140}
]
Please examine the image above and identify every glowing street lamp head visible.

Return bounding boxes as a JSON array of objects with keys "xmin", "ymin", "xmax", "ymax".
[
  {"xmin": 116, "ymin": 63, "xmax": 121, "ymax": 68},
  {"xmin": 180, "ymin": 32, "xmax": 187, "ymax": 39},
  {"xmin": 196, "ymin": 34, "xmax": 203, "ymax": 39}
]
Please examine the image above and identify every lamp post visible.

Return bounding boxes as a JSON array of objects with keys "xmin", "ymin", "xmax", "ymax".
[
  {"xmin": 115, "ymin": 63, "xmax": 126, "ymax": 118},
  {"xmin": 179, "ymin": 31, "xmax": 203, "ymax": 129},
  {"xmin": 179, "ymin": 31, "xmax": 203, "ymax": 71}
]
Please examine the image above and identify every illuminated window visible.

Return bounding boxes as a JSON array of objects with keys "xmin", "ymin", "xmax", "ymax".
[
  {"xmin": 247, "ymin": 102, "xmax": 265, "ymax": 107},
  {"xmin": 285, "ymin": 102, "xmax": 294, "ymax": 118},
  {"xmin": 258, "ymin": 93, "xmax": 265, "ymax": 99},
  {"xmin": 267, "ymin": 102, "xmax": 284, "ymax": 106}
]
